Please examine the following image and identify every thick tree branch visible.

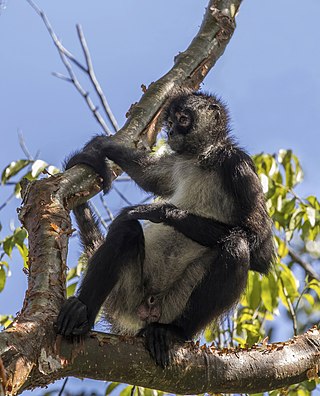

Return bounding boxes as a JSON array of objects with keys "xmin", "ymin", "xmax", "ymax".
[
  {"xmin": 0, "ymin": 167, "xmax": 102, "ymax": 395},
  {"xmin": 22, "ymin": 328, "xmax": 320, "ymax": 394}
]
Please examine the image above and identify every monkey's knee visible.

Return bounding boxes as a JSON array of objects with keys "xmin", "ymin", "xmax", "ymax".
[
  {"xmin": 222, "ymin": 232, "xmax": 250, "ymax": 263},
  {"xmin": 107, "ymin": 216, "xmax": 145, "ymax": 261}
]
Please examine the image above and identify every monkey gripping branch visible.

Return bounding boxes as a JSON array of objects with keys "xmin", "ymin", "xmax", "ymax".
[{"xmin": 0, "ymin": 0, "xmax": 320, "ymax": 395}]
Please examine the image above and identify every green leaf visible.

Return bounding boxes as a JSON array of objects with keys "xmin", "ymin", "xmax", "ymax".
[
  {"xmin": 0, "ymin": 267, "xmax": 6, "ymax": 292},
  {"xmin": 303, "ymin": 293, "xmax": 315, "ymax": 307},
  {"xmin": 105, "ymin": 382, "xmax": 121, "ymax": 395},
  {"xmin": 16, "ymin": 244, "xmax": 28, "ymax": 268},
  {"xmin": 0, "ymin": 315, "xmax": 13, "ymax": 328},
  {"xmin": 306, "ymin": 207, "xmax": 316, "ymax": 227},
  {"xmin": 66, "ymin": 267, "xmax": 77, "ymax": 281},
  {"xmin": 66, "ymin": 282, "xmax": 77, "ymax": 298},
  {"xmin": 31, "ymin": 160, "xmax": 48, "ymax": 178},
  {"xmin": 13, "ymin": 228, "xmax": 28, "ymax": 248},
  {"xmin": 306, "ymin": 196, "xmax": 320, "ymax": 210},
  {"xmin": 1, "ymin": 159, "xmax": 31, "ymax": 184},
  {"xmin": 120, "ymin": 386, "xmax": 134, "ymax": 396},
  {"xmin": 243, "ymin": 271, "xmax": 261, "ymax": 309},
  {"xmin": 308, "ymin": 281, "xmax": 320, "ymax": 299},
  {"xmin": 279, "ymin": 263, "xmax": 299, "ymax": 303},
  {"xmin": 47, "ymin": 165, "xmax": 60, "ymax": 175},
  {"xmin": 281, "ymin": 198, "xmax": 296, "ymax": 215},
  {"xmin": 3, "ymin": 236, "xmax": 15, "ymax": 257},
  {"xmin": 261, "ymin": 272, "xmax": 278, "ymax": 312},
  {"xmin": 277, "ymin": 238, "xmax": 289, "ymax": 259}
]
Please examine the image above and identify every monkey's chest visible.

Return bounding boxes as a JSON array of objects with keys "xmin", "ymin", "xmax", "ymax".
[{"xmin": 169, "ymin": 164, "xmax": 235, "ymax": 223}]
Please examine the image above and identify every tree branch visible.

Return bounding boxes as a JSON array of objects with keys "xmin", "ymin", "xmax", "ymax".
[
  {"xmin": 22, "ymin": 328, "xmax": 320, "ymax": 394},
  {"xmin": 288, "ymin": 247, "xmax": 320, "ymax": 282}
]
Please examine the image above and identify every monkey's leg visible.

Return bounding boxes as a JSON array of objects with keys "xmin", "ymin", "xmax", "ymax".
[
  {"xmin": 173, "ymin": 232, "xmax": 250, "ymax": 338},
  {"xmin": 56, "ymin": 216, "xmax": 145, "ymax": 336},
  {"xmin": 141, "ymin": 232, "xmax": 250, "ymax": 367}
]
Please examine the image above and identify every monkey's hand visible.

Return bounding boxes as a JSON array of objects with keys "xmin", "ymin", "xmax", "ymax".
[
  {"xmin": 138, "ymin": 323, "xmax": 186, "ymax": 368},
  {"xmin": 120, "ymin": 203, "xmax": 178, "ymax": 224},
  {"xmin": 56, "ymin": 296, "xmax": 92, "ymax": 336},
  {"xmin": 64, "ymin": 135, "xmax": 112, "ymax": 193}
]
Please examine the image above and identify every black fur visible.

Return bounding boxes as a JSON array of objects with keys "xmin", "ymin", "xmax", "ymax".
[{"xmin": 57, "ymin": 91, "xmax": 275, "ymax": 367}]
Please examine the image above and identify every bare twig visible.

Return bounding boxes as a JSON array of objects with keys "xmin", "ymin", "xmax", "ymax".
[
  {"xmin": 26, "ymin": 0, "xmax": 112, "ymax": 135},
  {"xmin": 58, "ymin": 378, "xmax": 68, "ymax": 396},
  {"xmin": 91, "ymin": 201, "xmax": 109, "ymax": 231},
  {"xmin": 114, "ymin": 186, "xmax": 133, "ymax": 206},
  {"xmin": 25, "ymin": 0, "xmax": 87, "ymax": 72},
  {"xmin": 52, "ymin": 72, "xmax": 73, "ymax": 83},
  {"xmin": 0, "ymin": 192, "xmax": 16, "ymax": 211},
  {"xmin": 99, "ymin": 195, "xmax": 115, "ymax": 222},
  {"xmin": 115, "ymin": 176, "xmax": 132, "ymax": 182},
  {"xmin": 279, "ymin": 276, "xmax": 298, "ymax": 336},
  {"xmin": 288, "ymin": 247, "xmax": 320, "ymax": 282},
  {"xmin": 18, "ymin": 129, "xmax": 34, "ymax": 160},
  {"xmin": 76, "ymin": 24, "xmax": 119, "ymax": 132}
]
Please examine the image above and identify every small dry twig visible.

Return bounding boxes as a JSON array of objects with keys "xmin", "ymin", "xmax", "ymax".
[
  {"xmin": 288, "ymin": 247, "xmax": 320, "ymax": 282},
  {"xmin": 26, "ymin": 0, "xmax": 116, "ymax": 135},
  {"xmin": 76, "ymin": 24, "xmax": 119, "ymax": 132}
]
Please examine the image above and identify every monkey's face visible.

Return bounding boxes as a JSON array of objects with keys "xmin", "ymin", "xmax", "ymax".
[{"xmin": 164, "ymin": 91, "xmax": 228, "ymax": 155}]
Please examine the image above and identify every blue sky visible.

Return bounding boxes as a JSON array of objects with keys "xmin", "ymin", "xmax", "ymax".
[{"xmin": 0, "ymin": 0, "xmax": 320, "ymax": 394}]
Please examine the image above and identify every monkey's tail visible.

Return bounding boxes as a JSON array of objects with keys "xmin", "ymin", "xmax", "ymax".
[{"xmin": 73, "ymin": 202, "xmax": 105, "ymax": 258}]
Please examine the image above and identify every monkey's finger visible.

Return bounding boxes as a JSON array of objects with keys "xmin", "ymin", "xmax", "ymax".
[
  {"xmin": 145, "ymin": 330, "xmax": 156, "ymax": 362},
  {"xmin": 154, "ymin": 330, "xmax": 163, "ymax": 367},
  {"xmin": 159, "ymin": 329, "xmax": 170, "ymax": 368},
  {"xmin": 72, "ymin": 322, "xmax": 90, "ymax": 335},
  {"xmin": 56, "ymin": 297, "xmax": 87, "ymax": 335}
]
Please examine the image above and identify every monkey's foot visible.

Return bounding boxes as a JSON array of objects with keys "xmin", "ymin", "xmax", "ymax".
[
  {"xmin": 56, "ymin": 296, "xmax": 91, "ymax": 336},
  {"xmin": 139, "ymin": 323, "xmax": 184, "ymax": 368}
]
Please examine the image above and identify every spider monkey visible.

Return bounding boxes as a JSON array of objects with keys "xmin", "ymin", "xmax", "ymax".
[{"xmin": 57, "ymin": 90, "xmax": 275, "ymax": 367}]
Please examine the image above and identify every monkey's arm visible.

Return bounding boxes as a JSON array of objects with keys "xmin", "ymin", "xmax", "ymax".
[
  {"xmin": 67, "ymin": 135, "xmax": 175, "ymax": 197},
  {"xmin": 218, "ymin": 149, "xmax": 275, "ymax": 273},
  {"xmin": 120, "ymin": 203, "xmax": 234, "ymax": 246}
]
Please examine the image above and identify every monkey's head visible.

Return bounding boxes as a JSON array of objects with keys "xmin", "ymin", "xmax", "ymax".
[{"xmin": 163, "ymin": 91, "xmax": 229, "ymax": 154}]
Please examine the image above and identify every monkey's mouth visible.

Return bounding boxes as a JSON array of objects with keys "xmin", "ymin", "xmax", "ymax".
[{"xmin": 167, "ymin": 134, "xmax": 187, "ymax": 154}]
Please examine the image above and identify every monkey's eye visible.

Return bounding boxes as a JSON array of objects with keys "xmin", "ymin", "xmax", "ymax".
[
  {"xmin": 208, "ymin": 103, "xmax": 221, "ymax": 121},
  {"xmin": 208, "ymin": 103, "xmax": 220, "ymax": 111},
  {"xmin": 178, "ymin": 114, "xmax": 190, "ymax": 126},
  {"xmin": 167, "ymin": 120, "xmax": 173, "ymax": 128}
]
